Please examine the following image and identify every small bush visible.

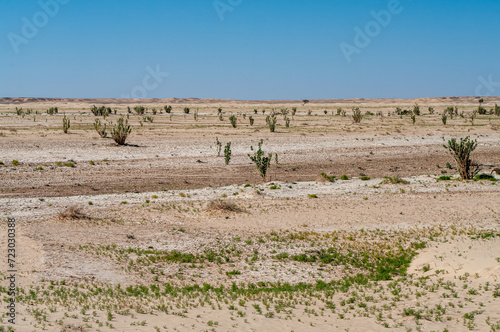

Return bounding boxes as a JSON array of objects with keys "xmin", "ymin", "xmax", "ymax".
[
  {"xmin": 224, "ymin": 142, "xmax": 231, "ymax": 165},
  {"xmin": 46, "ymin": 107, "xmax": 58, "ymax": 115},
  {"xmin": 248, "ymin": 139, "xmax": 274, "ymax": 181},
  {"xmin": 249, "ymin": 116, "xmax": 254, "ymax": 126},
  {"xmin": 134, "ymin": 106, "xmax": 146, "ymax": 115},
  {"xmin": 437, "ymin": 175, "xmax": 452, "ymax": 181},
  {"xmin": 12, "ymin": 160, "xmax": 20, "ymax": 166},
  {"xmin": 164, "ymin": 105, "xmax": 172, "ymax": 113},
  {"xmin": 441, "ymin": 113, "xmax": 447, "ymax": 125},
  {"xmin": 206, "ymin": 200, "xmax": 243, "ymax": 213},
  {"xmin": 340, "ymin": 174, "xmax": 349, "ymax": 180},
  {"xmin": 474, "ymin": 174, "xmax": 496, "ymax": 181},
  {"xmin": 266, "ymin": 114, "xmax": 277, "ymax": 132},
  {"xmin": 443, "ymin": 136, "xmax": 480, "ymax": 180},
  {"xmin": 352, "ymin": 107, "xmax": 362, "ymax": 123},
  {"xmin": 111, "ymin": 117, "xmax": 132, "ymax": 145},
  {"xmin": 62, "ymin": 115, "xmax": 70, "ymax": 133},
  {"xmin": 360, "ymin": 176, "xmax": 371, "ymax": 181},
  {"xmin": 320, "ymin": 172, "xmax": 336, "ymax": 182},
  {"xmin": 229, "ymin": 115, "xmax": 237, "ymax": 128},
  {"xmin": 90, "ymin": 105, "xmax": 111, "ymax": 116},
  {"xmin": 58, "ymin": 206, "xmax": 89, "ymax": 220},
  {"xmin": 308, "ymin": 194, "xmax": 318, "ymax": 199},
  {"xmin": 382, "ymin": 176, "xmax": 409, "ymax": 184},
  {"xmin": 94, "ymin": 119, "xmax": 107, "ymax": 138},
  {"xmin": 183, "ymin": 107, "xmax": 190, "ymax": 114}
]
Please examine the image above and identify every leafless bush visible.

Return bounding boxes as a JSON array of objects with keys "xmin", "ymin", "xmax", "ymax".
[{"xmin": 58, "ymin": 206, "xmax": 89, "ymax": 220}]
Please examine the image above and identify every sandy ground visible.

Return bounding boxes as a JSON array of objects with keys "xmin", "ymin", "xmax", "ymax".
[{"xmin": 0, "ymin": 97, "xmax": 500, "ymax": 331}]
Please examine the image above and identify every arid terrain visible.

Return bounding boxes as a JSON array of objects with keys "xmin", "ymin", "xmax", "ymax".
[{"xmin": 1, "ymin": 97, "xmax": 500, "ymax": 331}]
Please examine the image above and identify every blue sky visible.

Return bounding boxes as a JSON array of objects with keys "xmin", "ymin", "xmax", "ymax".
[{"xmin": 1, "ymin": 0, "xmax": 499, "ymax": 100}]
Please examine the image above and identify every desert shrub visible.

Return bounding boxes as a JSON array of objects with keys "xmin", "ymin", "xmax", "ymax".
[
  {"xmin": 266, "ymin": 114, "xmax": 277, "ymax": 132},
  {"xmin": 478, "ymin": 106, "xmax": 488, "ymax": 115},
  {"xmin": 443, "ymin": 136, "xmax": 480, "ymax": 180},
  {"xmin": 90, "ymin": 105, "xmax": 111, "ymax": 116},
  {"xmin": 302, "ymin": 99, "xmax": 309, "ymax": 106},
  {"xmin": 382, "ymin": 176, "xmax": 409, "ymax": 184},
  {"xmin": 411, "ymin": 113, "xmax": 416, "ymax": 125},
  {"xmin": 215, "ymin": 137, "xmax": 222, "ymax": 157},
  {"xmin": 441, "ymin": 113, "xmax": 447, "ymax": 125},
  {"xmin": 134, "ymin": 106, "xmax": 146, "ymax": 115},
  {"xmin": 193, "ymin": 110, "xmax": 199, "ymax": 121},
  {"xmin": 352, "ymin": 107, "xmax": 362, "ymax": 123},
  {"xmin": 217, "ymin": 108, "xmax": 222, "ymax": 115},
  {"xmin": 494, "ymin": 104, "xmax": 500, "ymax": 116},
  {"xmin": 94, "ymin": 119, "xmax": 107, "ymax": 138},
  {"xmin": 224, "ymin": 142, "xmax": 231, "ymax": 165},
  {"xmin": 12, "ymin": 160, "xmax": 20, "ymax": 166},
  {"xmin": 474, "ymin": 174, "xmax": 496, "ymax": 181},
  {"xmin": 285, "ymin": 116, "xmax": 290, "ymax": 128},
  {"xmin": 249, "ymin": 116, "xmax": 254, "ymax": 126},
  {"xmin": 248, "ymin": 139, "xmax": 274, "ymax": 181},
  {"xmin": 229, "ymin": 115, "xmax": 237, "ymax": 128},
  {"xmin": 428, "ymin": 107, "xmax": 434, "ymax": 115},
  {"xmin": 151, "ymin": 108, "xmax": 157, "ymax": 115},
  {"xmin": 62, "ymin": 115, "xmax": 70, "ymax": 133},
  {"xmin": 320, "ymin": 173, "xmax": 336, "ymax": 182},
  {"xmin": 46, "ymin": 107, "xmax": 58, "ymax": 115},
  {"xmin": 205, "ymin": 200, "xmax": 243, "ymax": 213},
  {"xmin": 280, "ymin": 108, "xmax": 289, "ymax": 116},
  {"xmin": 437, "ymin": 175, "xmax": 452, "ymax": 181},
  {"xmin": 58, "ymin": 206, "xmax": 89, "ymax": 220},
  {"xmin": 111, "ymin": 116, "xmax": 132, "ymax": 145},
  {"xmin": 291, "ymin": 107, "xmax": 297, "ymax": 116},
  {"xmin": 413, "ymin": 103, "xmax": 420, "ymax": 116},
  {"xmin": 340, "ymin": 174, "xmax": 349, "ymax": 180},
  {"xmin": 15, "ymin": 107, "xmax": 23, "ymax": 115},
  {"xmin": 336, "ymin": 108, "xmax": 343, "ymax": 116},
  {"xmin": 164, "ymin": 105, "xmax": 172, "ymax": 113},
  {"xmin": 183, "ymin": 107, "xmax": 190, "ymax": 114},
  {"xmin": 360, "ymin": 176, "xmax": 371, "ymax": 181},
  {"xmin": 470, "ymin": 110, "xmax": 478, "ymax": 125},
  {"xmin": 143, "ymin": 115, "xmax": 154, "ymax": 123}
]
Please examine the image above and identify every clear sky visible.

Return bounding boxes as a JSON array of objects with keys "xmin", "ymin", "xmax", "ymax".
[{"xmin": 1, "ymin": 0, "xmax": 500, "ymax": 100}]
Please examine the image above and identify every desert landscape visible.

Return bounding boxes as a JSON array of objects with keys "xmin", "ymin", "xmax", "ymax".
[{"xmin": 1, "ymin": 96, "xmax": 500, "ymax": 332}]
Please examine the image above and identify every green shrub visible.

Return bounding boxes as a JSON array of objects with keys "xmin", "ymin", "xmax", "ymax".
[
  {"xmin": 134, "ymin": 106, "xmax": 146, "ymax": 115},
  {"xmin": 248, "ymin": 139, "xmax": 274, "ymax": 181},
  {"xmin": 474, "ymin": 174, "xmax": 496, "ymax": 181},
  {"xmin": 164, "ymin": 105, "xmax": 172, "ymax": 113},
  {"xmin": 248, "ymin": 116, "xmax": 254, "ymax": 126},
  {"xmin": 183, "ymin": 107, "xmax": 190, "ymax": 114},
  {"xmin": 437, "ymin": 175, "xmax": 452, "ymax": 181},
  {"xmin": 320, "ymin": 173, "xmax": 336, "ymax": 182},
  {"xmin": 62, "ymin": 115, "xmax": 70, "ymax": 134},
  {"xmin": 360, "ymin": 176, "xmax": 370, "ymax": 181},
  {"xmin": 90, "ymin": 105, "xmax": 111, "ymax": 116},
  {"xmin": 340, "ymin": 175, "xmax": 349, "ymax": 180},
  {"xmin": 46, "ymin": 107, "xmax": 58, "ymax": 115},
  {"xmin": 352, "ymin": 107, "xmax": 362, "ymax": 123},
  {"xmin": 224, "ymin": 142, "xmax": 231, "ymax": 165},
  {"xmin": 266, "ymin": 114, "xmax": 277, "ymax": 132},
  {"xmin": 111, "ymin": 116, "xmax": 132, "ymax": 145},
  {"xmin": 443, "ymin": 136, "xmax": 480, "ymax": 180},
  {"xmin": 229, "ymin": 115, "xmax": 237, "ymax": 128},
  {"xmin": 12, "ymin": 160, "xmax": 20, "ymax": 166},
  {"xmin": 94, "ymin": 119, "xmax": 107, "ymax": 138},
  {"xmin": 441, "ymin": 113, "xmax": 447, "ymax": 125},
  {"xmin": 382, "ymin": 176, "xmax": 409, "ymax": 184}
]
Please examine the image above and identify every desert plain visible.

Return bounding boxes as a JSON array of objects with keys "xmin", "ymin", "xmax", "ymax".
[{"xmin": 0, "ymin": 96, "xmax": 500, "ymax": 332}]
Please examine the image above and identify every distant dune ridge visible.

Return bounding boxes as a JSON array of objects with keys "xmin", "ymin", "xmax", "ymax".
[{"xmin": 0, "ymin": 96, "xmax": 499, "ymax": 106}]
